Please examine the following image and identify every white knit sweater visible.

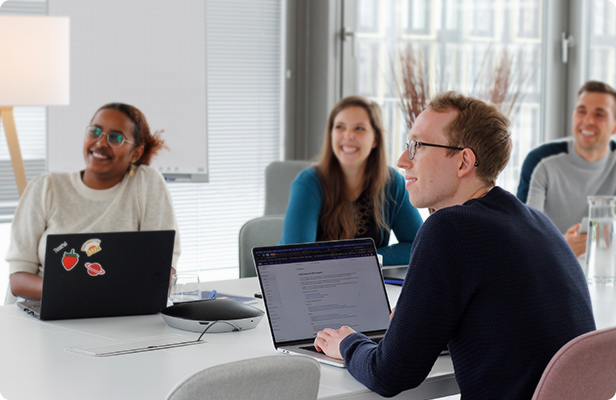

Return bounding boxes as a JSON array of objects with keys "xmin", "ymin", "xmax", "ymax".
[{"xmin": 6, "ymin": 165, "xmax": 181, "ymax": 277}]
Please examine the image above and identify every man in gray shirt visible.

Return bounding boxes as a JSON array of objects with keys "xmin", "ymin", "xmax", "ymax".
[{"xmin": 517, "ymin": 81, "xmax": 616, "ymax": 256}]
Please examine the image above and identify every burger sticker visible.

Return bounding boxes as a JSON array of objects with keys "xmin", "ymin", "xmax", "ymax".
[{"xmin": 81, "ymin": 239, "xmax": 102, "ymax": 256}]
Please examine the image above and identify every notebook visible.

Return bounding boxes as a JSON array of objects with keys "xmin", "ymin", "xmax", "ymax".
[
  {"xmin": 253, "ymin": 238, "xmax": 391, "ymax": 368},
  {"xmin": 201, "ymin": 290, "xmax": 258, "ymax": 304},
  {"xmin": 17, "ymin": 230, "xmax": 175, "ymax": 321},
  {"xmin": 382, "ymin": 265, "xmax": 409, "ymax": 285}
]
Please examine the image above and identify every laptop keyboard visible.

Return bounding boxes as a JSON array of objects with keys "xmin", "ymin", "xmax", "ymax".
[
  {"xmin": 300, "ymin": 337, "xmax": 383, "ymax": 353},
  {"xmin": 299, "ymin": 338, "xmax": 450, "ymax": 356}
]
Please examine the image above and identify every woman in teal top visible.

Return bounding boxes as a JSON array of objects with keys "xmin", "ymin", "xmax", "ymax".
[{"xmin": 280, "ymin": 96, "xmax": 423, "ymax": 265}]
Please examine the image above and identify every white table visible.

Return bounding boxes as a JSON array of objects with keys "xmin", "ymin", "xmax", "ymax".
[
  {"xmin": 1, "ymin": 278, "xmax": 613, "ymax": 400},
  {"xmin": 0, "ymin": 278, "xmax": 458, "ymax": 400},
  {"xmin": 589, "ymin": 283, "xmax": 616, "ymax": 329}
]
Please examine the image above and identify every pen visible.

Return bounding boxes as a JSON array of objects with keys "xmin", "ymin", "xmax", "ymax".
[{"xmin": 205, "ymin": 290, "xmax": 217, "ymax": 299}]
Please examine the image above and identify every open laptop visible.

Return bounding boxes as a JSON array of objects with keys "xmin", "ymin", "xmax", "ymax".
[
  {"xmin": 382, "ymin": 265, "xmax": 409, "ymax": 285},
  {"xmin": 17, "ymin": 230, "xmax": 175, "ymax": 321},
  {"xmin": 253, "ymin": 238, "xmax": 391, "ymax": 368}
]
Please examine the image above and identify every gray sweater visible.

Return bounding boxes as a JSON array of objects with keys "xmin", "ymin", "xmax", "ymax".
[{"xmin": 517, "ymin": 138, "xmax": 616, "ymax": 233}]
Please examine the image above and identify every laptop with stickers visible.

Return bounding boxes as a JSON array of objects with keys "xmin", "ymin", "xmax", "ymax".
[
  {"xmin": 17, "ymin": 230, "xmax": 175, "ymax": 321},
  {"xmin": 253, "ymin": 238, "xmax": 391, "ymax": 368}
]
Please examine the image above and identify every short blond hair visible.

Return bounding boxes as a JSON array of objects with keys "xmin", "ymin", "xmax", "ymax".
[{"xmin": 428, "ymin": 91, "xmax": 512, "ymax": 187}]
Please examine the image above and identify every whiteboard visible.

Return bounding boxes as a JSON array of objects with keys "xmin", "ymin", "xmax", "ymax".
[{"xmin": 48, "ymin": 0, "xmax": 208, "ymax": 182}]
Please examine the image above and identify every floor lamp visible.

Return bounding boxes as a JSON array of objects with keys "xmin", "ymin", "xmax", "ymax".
[{"xmin": 0, "ymin": 16, "xmax": 69, "ymax": 197}]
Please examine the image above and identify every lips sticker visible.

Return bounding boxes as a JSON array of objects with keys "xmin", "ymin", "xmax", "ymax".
[
  {"xmin": 61, "ymin": 249, "xmax": 79, "ymax": 271},
  {"xmin": 81, "ymin": 239, "xmax": 102, "ymax": 256},
  {"xmin": 84, "ymin": 262, "xmax": 105, "ymax": 276}
]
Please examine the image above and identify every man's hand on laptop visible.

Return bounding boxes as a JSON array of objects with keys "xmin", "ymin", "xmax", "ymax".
[{"xmin": 314, "ymin": 326, "xmax": 356, "ymax": 360}]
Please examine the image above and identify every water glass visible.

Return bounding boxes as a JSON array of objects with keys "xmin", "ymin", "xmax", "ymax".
[
  {"xmin": 585, "ymin": 196, "xmax": 616, "ymax": 284},
  {"xmin": 169, "ymin": 273, "xmax": 201, "ymax": 303}
]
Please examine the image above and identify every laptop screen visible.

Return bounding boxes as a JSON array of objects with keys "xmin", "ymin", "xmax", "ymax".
[{"xmin": 254, "ymin": 239, "xmax": 391, "ymax": 344}]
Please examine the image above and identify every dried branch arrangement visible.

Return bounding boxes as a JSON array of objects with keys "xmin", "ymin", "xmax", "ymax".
[
  {"xmin": 395, "ymin": 43, "xmax": 540, "ymax": 130},
  {"xmin": 397, "ymin": 45, "xmax": 431, "ymax": 130}
]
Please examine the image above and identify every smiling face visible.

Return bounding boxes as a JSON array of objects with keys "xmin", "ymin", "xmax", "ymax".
[
  {"xmin": 396, "ymin": 108, "xmax": 462, "ymax": 210},
  {"xmin": 82, "ymin": 108, "xmax": 144, "ymax": 189},
  {"xmin": 331, "ymin": 106, "xmax": 377, "ymax": 174},
  {"xmin": 572, "ymin": 91, "xmax": 616, "ymax": 162}
]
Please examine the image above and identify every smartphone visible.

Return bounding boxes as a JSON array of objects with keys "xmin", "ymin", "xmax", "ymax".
[{"xmin": 577, "ymin": 217, "xmax": 589, "ymax": 234}]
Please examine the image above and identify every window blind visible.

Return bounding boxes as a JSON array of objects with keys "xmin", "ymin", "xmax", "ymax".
[{"xmin": 168, "ymin": 0, "xmax": 283, "ymax": 280}]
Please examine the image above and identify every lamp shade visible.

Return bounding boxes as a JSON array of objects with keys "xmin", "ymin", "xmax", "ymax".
[{"xmin": 0, "ymin": 16, "xmax": 69, "ymax": 106}]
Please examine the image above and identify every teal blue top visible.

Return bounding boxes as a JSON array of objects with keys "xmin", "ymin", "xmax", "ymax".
[{"xmin": 280, "ymin": 166, "xmax": 423, "ymax": 265}]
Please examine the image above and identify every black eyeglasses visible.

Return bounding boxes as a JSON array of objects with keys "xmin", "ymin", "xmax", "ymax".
[
  {"xmin": 405, "ymin": 139, "xmax": 464, "ymax": 161},
  {"xmin": 85, "ymin": 126, "xmax": 136, "ymax": 148}
]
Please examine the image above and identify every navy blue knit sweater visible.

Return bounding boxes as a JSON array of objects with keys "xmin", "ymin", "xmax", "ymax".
[{"xmin": 340, "ymin": 187, "xmax": 596, "ymax": 399}]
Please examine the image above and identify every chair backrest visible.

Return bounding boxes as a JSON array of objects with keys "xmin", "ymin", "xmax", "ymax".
[
  {"xmin": 165, "ymin": 355, "xmax": 321, "ymax": 400},
  {"xmin": 532, "ymin": 326, "xmax": 616, "ymax": 400},
  {"xmin": 264, "ymin": 160, "xmax": 312, "ymax": 215},
  {"xmin": 238, "ymin": 215, "xmax": 284, "ymax": 278}
]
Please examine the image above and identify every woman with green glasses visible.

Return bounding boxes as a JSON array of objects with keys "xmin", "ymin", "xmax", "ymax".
[{"xmin": 6, "ymin": 103, "xmax": 181, "ymax": 301}]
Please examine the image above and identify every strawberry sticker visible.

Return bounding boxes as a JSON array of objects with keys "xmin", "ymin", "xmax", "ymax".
[
  {"xmin": 84, "ymin": 262, "xmax": 105, "ymax": 276},
  {"xmin": 61, "ymin": 249, "xmax": 79, "ymax": 271}
]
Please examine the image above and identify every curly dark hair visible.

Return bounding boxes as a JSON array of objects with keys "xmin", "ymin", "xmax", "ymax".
[{"xmin": 92, "ymin": 103, "xmax": 168, "ymax": 166}]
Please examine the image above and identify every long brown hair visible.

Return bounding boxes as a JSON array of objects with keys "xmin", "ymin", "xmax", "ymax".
[
  {"xmin": 316, "ymin": 96, "xmax": 390, "ymax": 240},
  {"xmin": 93, "ymin": 103, "xmax": 168, "ymax": 166}
]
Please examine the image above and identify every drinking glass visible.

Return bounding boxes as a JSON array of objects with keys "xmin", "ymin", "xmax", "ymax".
[
  {"xmin": 585, "ymin": 196, "xmax": 616, "ymax": 284},
  {"xmin": 169, "ymin": 273, "xmax": 201, "ymax": 303}
]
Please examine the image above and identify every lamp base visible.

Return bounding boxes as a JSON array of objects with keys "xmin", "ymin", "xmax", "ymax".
[{"xmin": 0, "ymin": 107, "xmax": 28, "ymax": 196}]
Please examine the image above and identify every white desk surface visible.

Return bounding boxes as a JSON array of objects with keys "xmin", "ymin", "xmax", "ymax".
[
  {"xmin": 0, "ymin": 278, "xmax": 457, "ymax": 400},
  {"xmin": 1, "ymin": 278, "xmax": 614, "ymax": 400}
]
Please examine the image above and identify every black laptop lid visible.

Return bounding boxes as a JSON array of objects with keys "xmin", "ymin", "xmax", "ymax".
[
  {"xmin": 41, "ymin": 230, "xmax": 175, "ymax": 320},
  {"xmin": 253, "ymin": 238, "xmax": 391, "ymax": 347}
]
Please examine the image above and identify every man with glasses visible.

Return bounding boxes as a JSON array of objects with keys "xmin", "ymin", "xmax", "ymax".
[
  {"xmin": 517, "ymin": 81, "xmax": 616, "ymax": 257},
  {"xmin": 314, "ymin": 92, "xmax": 595, "ymax": 399}
]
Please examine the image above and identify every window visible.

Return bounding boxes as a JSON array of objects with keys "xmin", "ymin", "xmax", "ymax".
[
  {"xmin": 586, "ymin": 0, "xmax": 616, "ymax": 85},
  {"xmin": 342, "ymin": 0, "xmax": 544, "ymax": 195}
]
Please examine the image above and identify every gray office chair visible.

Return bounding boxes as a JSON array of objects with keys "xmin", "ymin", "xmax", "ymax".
[
  {"xmin": 165, "ymin": 355, "xmax": 321, "ymax": 400},
  {"xmin": 264, "ymin": 160, "xmax": 312, "ymax": 215},
  {"xmin": 239, "ymin": 215, "xmax": 284, "ymax": 278}
]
